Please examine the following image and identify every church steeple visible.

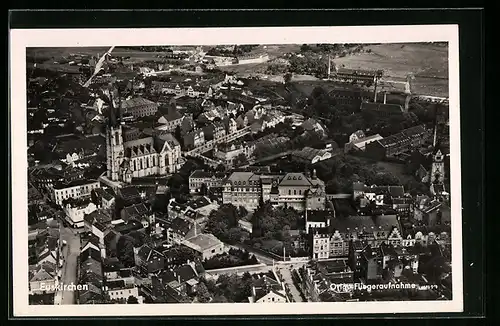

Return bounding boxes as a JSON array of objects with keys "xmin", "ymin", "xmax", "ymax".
[{"xmin": 107, "ymin": 84, "xmax": 121, "ymax": 128}]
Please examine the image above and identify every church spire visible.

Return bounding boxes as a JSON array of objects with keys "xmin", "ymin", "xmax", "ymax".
[{"xmin": 107, "ymin": 83, "xmax": 121, "ymax": 128}]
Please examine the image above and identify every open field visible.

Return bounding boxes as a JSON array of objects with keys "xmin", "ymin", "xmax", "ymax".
[
  {"xmin": 333, "ymin": 43, "xmax": 449, "ymax": 97},
  {"xmin": 27, "ymin": 47, "xmax": 179, "ymax": 64}
]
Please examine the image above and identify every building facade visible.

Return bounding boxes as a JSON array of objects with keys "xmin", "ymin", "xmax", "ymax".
[
  {"xmin": 52, "ymin": 179, "xmax": 100, "ymax": 206},
  {"xmin": 106, "ymin": 99, "xmax": 183, "ymax": 183},
  {"xmin": 222, "ymin": 171, "xmax": 326, "ymax": 212}
]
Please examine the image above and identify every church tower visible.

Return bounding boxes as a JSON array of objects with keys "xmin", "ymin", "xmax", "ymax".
[
  {"xmin": 430, "ymin": 148, "xmax": 445, "ymax": 185},
  {"xmin": 106, "ymin": 87, "xmax": 124, "ymax": 181}
]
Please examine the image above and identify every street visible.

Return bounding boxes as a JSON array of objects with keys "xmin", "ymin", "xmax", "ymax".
[
  {"xmin": 275, "ymin": 265, "xmax": 305, "ymax": 302},
  {"xmin": 58, "ymin": 226, "xmax": 81, "ymax": 305},
  {"xmin": 229, "ymin": 244, "xmax": 275, "ymax": 265}
]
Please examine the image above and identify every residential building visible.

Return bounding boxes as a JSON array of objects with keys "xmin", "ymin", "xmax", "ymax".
[
  {"xmin": 157, "ymin": 106, "xmax": 185, "ymax": 132},
  {"xmin": 301, "ymin": 118, "xmax": 327, "ymax": 136},
  {"xmin": 77, "ymin": 247, "xmax": 104, "ymax": 304},
  {"xmin": 166, "ymin": 218, "xmax": 193, "ymax": 245},
  {"xmin": 184, "ymin": 129, "xmax": 205, "ymax": 150},
  {"xmin": 188, "ymin": 170, "xmax": 226, "ymax": 193},
  {"xmin": 305, "ymin": 210, "xmax": 332, "ymax": 234},
  {"xmin": 29, "ymin": 263, "xmax": 58, "ymax": 295},
  {"xmin": 359, "ymin": 245, "xmax": 384, "ymax": 281},
  {"xmin": 365, "ymin": 125, "xmax": 431, "ymax": 160},
  {"xmin": 214, "ymin": 142, "xmax": 255, "ymax": 166},
  {"xmin": 84, "ymin": 210, "xmax": 112, "ymax": 246},
  {"xmin": 133, "ymin": 245, "xmax": 165, "ymax": 274},
  {"xmin": 413, "ymin": 198, "xmax": 446, "ymax": 226},
  {"xmin": 249, "ymin": 274, "xmax": 288, "ymax": 303},
  {"xmin": 63, "ymin": 198, "xmax": 97, "ymax": 228},
  {"xmin": 181, "ymin": 233, "xmax": 227, "ymax": 260},
  {"xmin": 51, "ymin": 179, "xmax": 100, "ymax": 206},
  {"xmin": 93, "ymin": 187, "xmax": 116, "ymax": 209},
  {"xmin": 379, "ymin": 243, "xmax": 419, "ymax": 276},
  {"xmin": 121, "ymin": 97, "xmax": 159, "ymax": 118},
  {"xmin": 105, "ymin": 279, "xmax": 141, "ymax": 303},
  {"xmin": 291, "ymin": 147, "xmax": 332, "ymax": 164},
  {"xmin": 310, "ymin": 214, "xmax": 402, "ymax": 260},
  {"xmin": 344, "ymin": 134, "xmax": 384, "ymax": 153},
  {"xmin": 121, "ymin": 202, "xmax": 155, "ymax": 228}
]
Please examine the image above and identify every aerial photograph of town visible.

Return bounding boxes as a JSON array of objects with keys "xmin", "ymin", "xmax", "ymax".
[{"xmin": 25, "ymin": 42, "xmax": 452, "ymax": 306}]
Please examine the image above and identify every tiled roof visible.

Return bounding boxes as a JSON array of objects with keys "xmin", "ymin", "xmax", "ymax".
[
  {"xmin": 122, "ymin": 97, "xmax": 157, "ymax": 110},
  {"xmin": 279, "ymin": 173, "xmax": 312, "ymax": 187},
  {"xmin": 123, "ymin": 202, "xmax": 149, "ymax": 219},
  {"xmin": 169, "ymin": 218, "xmax": 192, "ymax": 237},
  {"xmin": 330, "ymin": 215, "xmax": 400, "ymax": 234}
]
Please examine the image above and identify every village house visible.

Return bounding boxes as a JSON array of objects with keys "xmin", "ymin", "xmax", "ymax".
[
  {"xmin": 248, "ymin": 274, "xmax": 288, "ymax": 303},
  {"xmin": 29, "ymin": 262, "xmax": 58, "ymax": 295},
  {"xmin": 133, "ymin": 244, "xmax": 165, "ymax": 275}
]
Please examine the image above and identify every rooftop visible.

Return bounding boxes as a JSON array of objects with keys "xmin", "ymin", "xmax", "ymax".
[{"xmin": 184, "ymin": 233, "xmax": 222, "ymax": 251}]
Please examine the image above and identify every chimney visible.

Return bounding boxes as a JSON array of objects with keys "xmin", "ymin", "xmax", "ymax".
[
  {"xmin": 383, "ymin": 92, "xmax": 387, "ymax": 104},
  {"xmin": 178, "ymin": 274, "xmax": 181, "ymax": 284},
  {"xmin": 312, "ymin": 169, "xmax": 317, "ymax": 180}
]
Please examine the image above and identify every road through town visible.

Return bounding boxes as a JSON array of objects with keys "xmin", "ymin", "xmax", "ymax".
[{"xmin": 58, "ymin": 227, "xmax": 80, "ymax": 305}]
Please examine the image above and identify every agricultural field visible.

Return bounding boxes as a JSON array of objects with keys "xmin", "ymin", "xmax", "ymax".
[{"xmin": 333, "ymin": 43, "xmax": 449, "ymax": 97}]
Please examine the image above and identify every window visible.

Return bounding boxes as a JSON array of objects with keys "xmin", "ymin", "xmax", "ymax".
[
  {"xmin": 288, "ymin": 190, "xmax": 291, "ymax": 195},
  {"xmin": 294, "ymin": 190, "xmax": 297, "ymax": 195}
]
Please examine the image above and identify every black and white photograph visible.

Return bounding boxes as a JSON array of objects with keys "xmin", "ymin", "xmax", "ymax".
[{"xmin": 11, "ymin": 25, "xmax": 463, "ymax": 316}]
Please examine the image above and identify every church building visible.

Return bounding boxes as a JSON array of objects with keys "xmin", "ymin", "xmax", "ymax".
[{"xmin": 105, "ymin": 87, "xmax": 183, "ymax": 184}]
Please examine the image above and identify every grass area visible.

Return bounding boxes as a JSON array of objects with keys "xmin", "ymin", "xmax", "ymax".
[
  {"xmin": 373, "ymin": 161, "xmax": 415, "ymax": 185},
  {"xmin": 333, "ymin": 43, "xmax": 449, "ymax": 97}
]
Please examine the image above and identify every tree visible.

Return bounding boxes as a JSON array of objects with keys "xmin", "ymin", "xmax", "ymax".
[
  {"xmin": 233, "ymin": 153, "xmax": 249, "ymax": 167},
  {"xmin": 127, "ymin": 296, "xmax": 139, "ymax": 304},
  {"xmin": 199, "ymin": 183, "xmax": 208, "ymax": 196},
  {"xmin": 128, "ymin": 230, "xmax": 148, "ymax": 248},
  {"xmin": 196, "ymin": 282, "xmax": 212, "ymax": 303},
  {"xmin": 116, "ymin": 235, "xmax": 136, "ymax": 267},
  {"xmin": 300, "ymin": 44, "xmax": 312, "ymax": 52}
]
